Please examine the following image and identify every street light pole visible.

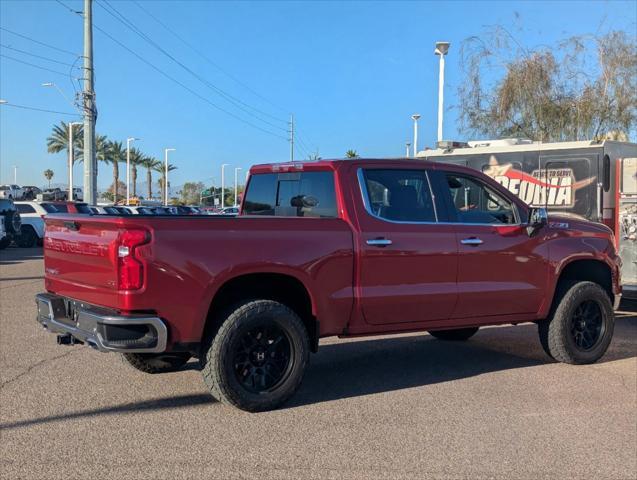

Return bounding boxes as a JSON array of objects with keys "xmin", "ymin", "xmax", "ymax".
[
  {"xmin": 68, "ymin": 122, "xmax": 82, "ymax": 200},
  {"xmin": 435, "ymin": 41, "xmax": 450, "ymax": 143},
  {"xmin": 126, "ymin": 137, "xmax": 138, "ymax": 205},
  {"xmin": 220, "ymin": 164, "xmax": 229, "ymax": 208},
  {"xmin": 164, "ymin": 148, "xmax": 176, "ymax": 206},
  {"xmin": 13, "ymin": 165, "xmax": 17, "ymax": 184},
  {"xmin": 411, "ymin": 114, "xmax": 421, "ymax": 156},
  {"xmin": 234, "ymin": 167, "xmax": 242, "ymax": 206},
  {"xmin": 405, "ymin": 142, "xmax": 411, "ymax": 158}
]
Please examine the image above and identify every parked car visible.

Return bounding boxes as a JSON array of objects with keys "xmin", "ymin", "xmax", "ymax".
[
  {"xmin": 0, "ymin": 216, "xmax": 7, "ymax": 249},
  {"xmin": 215, "ymin": 206, "xmax": 239, "ymax": 215},
  {"xmin": 0, "ymin": 198, "xmax": 21, "ymax": 246},
  {"xmin": 37, "ymin": 158, "xmax": 621, "ymax": 412},
  {"xmin": 21, "ymin": 186, "xmax": 42, "ymax": 200},
  {"xmin": 71, "ymin": 187, "xmax": 83, "ymax": 201},
  {"xmin": 39, "ymin": 188, "xmax": 67, "ymax": 202},
  {"xmin": 0, "ymin": 184, "xmax": 24, "ymax": 200},
  {"xmin": 40, "ymin": 201, "xmax": 91, "ymax": 214},
  {"xmin": 14, "ymin": 201, "xmax": 49, "ymax": 247}
]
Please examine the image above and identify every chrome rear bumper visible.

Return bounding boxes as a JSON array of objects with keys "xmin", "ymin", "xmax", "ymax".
[{"xmin": 35, "ymin": 293, "xmax": 167, "ymax": 353}]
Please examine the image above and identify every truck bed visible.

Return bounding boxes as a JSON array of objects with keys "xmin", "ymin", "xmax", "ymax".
[{"xmin": 44, "ymin": 213, "xmax": 355, "ymax": 346}]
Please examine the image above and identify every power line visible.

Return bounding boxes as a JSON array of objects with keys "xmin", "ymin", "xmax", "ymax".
[
  {"xmin": 131, "ymin": 0, "xmax": 288, "ymax": 116},
  {"xmin": 0, "ymin": 101, "xmax": 80, "ymax": 116},
  {"xmin": 0, "ymin": 53, "xmax": 73, "ymax": 76},
  {"xmin": 91, "ymin": 23, "xmax": 287, "ymax": 140},
  {"xmin": 0, "ymin": 26, "xmax": 79, "ymax": 56},
  {"xmin": 0, "ymin": 44, "xmax": 79, "ymax": 67},
  {"xmin": 96, "ymin": 0, "xmax": 287, "ymax": 131}
]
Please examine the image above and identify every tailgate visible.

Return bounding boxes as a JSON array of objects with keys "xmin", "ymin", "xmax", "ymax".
[{"xmin": 44, "ymin": 215, "xmax": 123, "ymax": 306}]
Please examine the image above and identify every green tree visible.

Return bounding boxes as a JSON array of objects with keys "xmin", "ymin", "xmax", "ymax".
[
  {"xmin": 140, "ymin": 156, "xmax": 160, "ymax": 200},
  {"xmin": 180, "ymin": 181, "xmax": 206, "ymax": 205},
  {"xmin": 153, "ymin": 162, "xmax": 177, "ymax": 202},
  {"xmin": 103, "ymin": 140, "xmax": 125, "ymax": 202},
  {"xmin": 458, "ymin": 28, "xmax": 637, "ymax": 141},
  {"xmin": 47, "ymin": 121, "xmax": 83, "ymax": 167},
  {"xmin": 128, "ymin": 147, "xmax": 144, "ymax": 198},
  {"xmin": 43, "ymin": 169, "xmax": 54, "ymax": 187},
  {"xmin": 345, "ymin": 149, "xmax": 359, "ymax": 158}
]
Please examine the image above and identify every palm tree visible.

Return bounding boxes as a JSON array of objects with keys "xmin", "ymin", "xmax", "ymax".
[
  {"xmin": 47, "ymin": 122, "xmax": 83, "ymax": 173},
  {"xmin": 345, "ymin": 149, "xmax": 358, "ymax": 158},
  {"xmin": 128, "ymin": 147, "xmax": 144, "ymax": 198},
  {"xmin": 153, "ymin": 162, "xmax": 177, "ymax": 202},
  {"xmin": 43, "ymin": 169, "xmax": 54, "ymax": 187},
  {"xmin": 140, "ymin": 156, "xmax": 160, "ymax": 200},
  {"xmin": 104, "ymin": 140, "xmax": 125, "ymax": 202}
]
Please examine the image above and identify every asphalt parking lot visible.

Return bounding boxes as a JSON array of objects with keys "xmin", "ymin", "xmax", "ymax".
[{"xmin": 1, "ymin": 247, "xmax": 636, "ymax": 480}]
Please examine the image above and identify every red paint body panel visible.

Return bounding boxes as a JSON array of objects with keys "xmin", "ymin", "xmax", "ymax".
[{"xmin": 42, "ymin": 159, "xmax": 621, "ymax": 351}]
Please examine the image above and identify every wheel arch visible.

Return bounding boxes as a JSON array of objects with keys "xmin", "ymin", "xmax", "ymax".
[
  {"xmin": 546, "ymin": 258, "xmax": 615, "ymax": 316},
  {"xmin": 201, "ymin": 272, "xmax": 319, "ymax": 353}
]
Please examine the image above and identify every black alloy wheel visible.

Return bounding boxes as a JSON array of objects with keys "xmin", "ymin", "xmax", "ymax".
[
  {"xmin": 570, "ymin": 300, "xmax": 604, "ymax": 351},
  {"xmin": 231, "ymin": 324, "xmax": 293, "ymax": 393}
]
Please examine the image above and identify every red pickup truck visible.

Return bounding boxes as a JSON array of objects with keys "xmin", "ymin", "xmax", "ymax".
[{"xmin": 36, "ymin": 159, "xmax": 621, "ymax": 411}]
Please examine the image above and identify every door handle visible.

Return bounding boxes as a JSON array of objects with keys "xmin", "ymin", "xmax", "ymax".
[
  {"xmin": 366, "ymin": 238, "xmax": 392, "ymax": 247},
  {"xmin": 461, "ymin": 237, "xmax": 483, "ymax": 246}
]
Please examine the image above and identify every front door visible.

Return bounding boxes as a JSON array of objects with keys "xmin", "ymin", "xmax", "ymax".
[
  {"xmin": 355, "ymin": 167, "xmax": 458, "ymax": 325},
  {"xmin": 436, "ymin": 170, "xmax": 549, "ymax": 319}
]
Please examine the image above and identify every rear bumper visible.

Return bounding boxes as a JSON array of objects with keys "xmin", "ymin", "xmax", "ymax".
[{"xmin": 35, "ymin": 293, "xmax": 167, "ymax": 353}]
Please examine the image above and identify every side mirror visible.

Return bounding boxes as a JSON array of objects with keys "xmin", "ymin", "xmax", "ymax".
[{"xmin": 526, "ymin": 207, "xmax": 548, "ymax": 236}]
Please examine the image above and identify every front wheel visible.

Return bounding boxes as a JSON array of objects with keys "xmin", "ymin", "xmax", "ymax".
[
  {"xmin": 538, "ymin": 281, "xmax": 614, "ymax": 364},
  {"xmin": 200, "ymin": 299, "xmax": 310, "ymax": 412},
  {"xmin": 428, "ymin": 327, "xmax": 479, "ymax": 341}
]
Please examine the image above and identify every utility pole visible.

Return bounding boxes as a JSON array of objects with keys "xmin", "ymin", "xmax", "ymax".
[
  {"xmin": 289, "ymin": 114, "xmax": 294, "ymax": 162},
  {"xmin": 68, "ymin": 122, "xmax": 82, "ymax": 199},
  {"xmin": 83, "ymin": 0, "xmax": 97, "ymax": 205}
]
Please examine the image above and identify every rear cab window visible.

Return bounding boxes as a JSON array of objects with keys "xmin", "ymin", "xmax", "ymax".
[{"xmin": 243, "ymin": 171, "xmax": 338, "ymax": 218}]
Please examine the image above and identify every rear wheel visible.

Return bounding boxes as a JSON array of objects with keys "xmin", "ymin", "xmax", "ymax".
[
  {"xmin": 200, "ymin": 299, "xmax": 310, "ymax": 412},
  {"xmin": 428, "ymin": 327, "xmax": 479, "ymax": 341},
  {"xmin": 16, "ymin": 226, "xmax": 37, "ymax": 248},
  {"xmin": 538, "ymin": 281, "xmax": 614, "ymax": 364},
  {"xmin": 121, "ymin": 352, "xmax": 191, "ymax": 373}
]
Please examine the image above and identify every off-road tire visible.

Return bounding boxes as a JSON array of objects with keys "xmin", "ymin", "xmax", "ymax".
[
  {"xmin": 16, "ymin": 225, "xmax": 37, "ymax": 248},
  {"xmin": 121, "ymin": 352, "xmax": 191, "ymax": 373},
  {"xmin": 200, "ymin": 299, "xmax": 310, "ymax": 412},
  {"xmin": 538, "ymin": 281, "xmax": 614, "ymax": 364},
  {"xmin": 428, "ymin": 327, "xmax": 479, "ymax": 341}
]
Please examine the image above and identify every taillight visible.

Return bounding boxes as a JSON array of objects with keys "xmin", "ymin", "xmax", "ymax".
[{"xmin": 117, "ymin": 229, "xmax": 149, "ymax": 290}]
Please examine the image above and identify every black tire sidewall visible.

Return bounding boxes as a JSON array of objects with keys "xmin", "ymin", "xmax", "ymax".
[
  {"xmin": 17, "ymin": 226, "xmax": 36, "ymax": 248},
  {"xmin": 207, "ymin": 300, "xmax": 309, "ymax": 411},
  {"xmin": 551, "ymin": 282, "xmax": 614, "ymax": 364}
]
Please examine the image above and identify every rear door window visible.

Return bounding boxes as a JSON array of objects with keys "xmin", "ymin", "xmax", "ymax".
[
  {"xmin": 360, "ymin": 169, "xmax": 437, "ymax": 222},
  {"xmin": 243, "ymin": 172, "xmax": 337, "ymax": 217},
  {"xmin": 16, "ymin": 204, "xmax": 36, "ymax": 214}
]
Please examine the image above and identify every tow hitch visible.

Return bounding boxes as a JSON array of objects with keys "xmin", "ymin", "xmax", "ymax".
[{"xmin": 56, "ymin": 334, "xmax": 83, "ymax": 346}]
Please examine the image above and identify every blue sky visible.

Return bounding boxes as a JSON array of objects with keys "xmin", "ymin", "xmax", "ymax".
[{"xmin": 1, "ymin": 0, "xmax": 635, "ymax": 189}]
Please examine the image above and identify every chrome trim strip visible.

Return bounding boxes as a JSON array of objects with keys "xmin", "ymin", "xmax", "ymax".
[
  {"xmin": 366, "ymin": 238, "xmax": 393, "ymax": 246},
  {"xmin": 356, "ymin": 167, "xmax": 523, "ymax": 227}
]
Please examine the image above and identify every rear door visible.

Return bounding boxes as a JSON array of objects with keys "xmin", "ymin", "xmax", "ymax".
[
  {"xmin": 433, "ymin": 169, "xmax": 548, "ymax": 319},
  {"xmin": 355, "ymin": 166, "xmax": 458, "ymax": 325}
]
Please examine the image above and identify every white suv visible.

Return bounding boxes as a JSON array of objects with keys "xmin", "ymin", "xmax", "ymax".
[
  {"xmin": 14, "ymin": 201, "xmax": 52, "ymax": 247},
  {"xmin": 0, "ymin": 184, "xmax": 23, "ymax": 200}
]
